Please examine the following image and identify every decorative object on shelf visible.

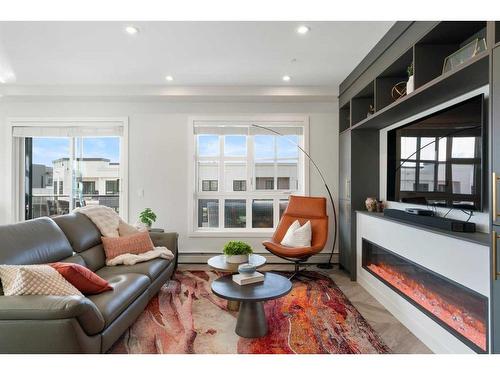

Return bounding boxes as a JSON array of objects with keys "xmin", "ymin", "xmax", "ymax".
[
  {"xmin": 442, "ymin": 38, "xmax": 487, "ymax": 74},
  {"xmin": 367, "ymin": 104, "xmax": 375, "ymax": 117},
  {"xmin": 139, "ymin": 208, "xmax": 157, "ymax": 229},
  {"xmin": 406, "ymin": 62, "xmax": 414, "ymax": 95},
  {"xmin": 223, "ymin": 240, "xmax": 253, "ymax": 264},
  {"xmin": 238, "ymin": 263, "xmax": 257, "ymax": 274},
  {"xmin": 376, "ymin": 200, "xmax": 385, "ymax": 213},
  {"xmin": 391, "ymin": 81, "xmax": 407, "ymax": 100},
  {"xmin": 365, "ymin": 197, "xmax": 378, "ymax": 212}
]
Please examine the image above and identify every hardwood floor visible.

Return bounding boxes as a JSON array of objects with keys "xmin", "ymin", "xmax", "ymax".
[{"xmin": 178, "ymin": 263, "xmax": 432, "ymax": 354}]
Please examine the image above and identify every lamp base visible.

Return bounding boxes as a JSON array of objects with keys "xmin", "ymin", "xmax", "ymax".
[{"xmin": 317, "ymin": 263, "xmax": 334, "ymax": 269}]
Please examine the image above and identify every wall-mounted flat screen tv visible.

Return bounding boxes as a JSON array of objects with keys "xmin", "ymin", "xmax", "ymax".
[{"xmin": 387, "ymin": 94, "xmax": 485, "ymax": 211}]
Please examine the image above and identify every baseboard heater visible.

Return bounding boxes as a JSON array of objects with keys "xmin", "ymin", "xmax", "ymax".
[{"xmin": 383, "ymin": 209, "xmax": 476, "ymax": 233}]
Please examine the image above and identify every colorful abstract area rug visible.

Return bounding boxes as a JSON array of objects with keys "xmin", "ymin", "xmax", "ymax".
[{"xmin": 109, "ymin": 270, "xmax": 390, "ymax": 354}]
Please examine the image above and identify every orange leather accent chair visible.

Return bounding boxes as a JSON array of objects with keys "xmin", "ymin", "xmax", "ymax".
[{"xmin": 263, "ymin": 195, "xmax": 328, "ymax": 276}]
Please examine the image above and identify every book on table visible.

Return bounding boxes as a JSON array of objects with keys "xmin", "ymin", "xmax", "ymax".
[{"xmin": 232, "ymin": 271, "xmax": 265, "ymax": 285}]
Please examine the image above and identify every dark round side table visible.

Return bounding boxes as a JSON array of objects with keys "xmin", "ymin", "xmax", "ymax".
[{"xmin": 211, "ymin": 272, "xmax": 292, "ymax": 338}]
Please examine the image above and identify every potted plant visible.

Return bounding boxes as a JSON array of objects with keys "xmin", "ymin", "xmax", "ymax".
[
  {"xmin": 139, "ymin": 208, "xmax": 157, "ymax": 229},
  {"xmin": 223, "ymin": 240, "xmax": 253, "ymax": 264},
  {"xmin": 406, "ymin": 62, "xmax": 414, "ymax": 95}
]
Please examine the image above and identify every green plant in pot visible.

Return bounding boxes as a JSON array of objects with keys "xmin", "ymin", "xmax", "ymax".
[
  {"xmin": 139, "ymin": 208, "xmax": 157, "ymax": 229},
  {"xmin": 223, "ymin": 240, "xmax": 253, "ymax": 264}
]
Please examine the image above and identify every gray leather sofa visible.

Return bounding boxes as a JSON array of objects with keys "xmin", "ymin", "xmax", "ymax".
[{"xmin": 0, "ymin": 213, "xmax": 178, "ymax": 353}]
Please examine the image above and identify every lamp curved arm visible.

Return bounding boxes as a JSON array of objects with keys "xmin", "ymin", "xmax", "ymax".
[{"xmin": 251, "ymin": 124, "xmax": 337, "ymax": 266}]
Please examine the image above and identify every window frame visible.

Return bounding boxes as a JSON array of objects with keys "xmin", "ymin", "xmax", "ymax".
[
  {"xmin": 7, "ymin": 117, "xmax": 129, "ymax": 222},
  {"xmin": 187, "ymin": 115, "xmax": 309, "ymax": 237}
]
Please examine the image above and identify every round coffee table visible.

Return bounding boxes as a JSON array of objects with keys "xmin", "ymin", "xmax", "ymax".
[
  {"xmin": 207, "ymin": 254, "xmax": 267, "ymax": 273},
  {"xmin": 208, "ymin": 254, "xmax": 267, "ymax": 311},
  {"xmin": 211, "ymin": 272, "xmax": 292, "ymax": 338}
]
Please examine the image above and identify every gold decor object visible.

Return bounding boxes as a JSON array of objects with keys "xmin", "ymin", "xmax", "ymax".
[
  {"xmin": 391, "ymin": 81, "xmax": 407, "ymax": 100},
  {"xmin": 442, "ymin": 38, "xmax": 487, "ymax": 74}
]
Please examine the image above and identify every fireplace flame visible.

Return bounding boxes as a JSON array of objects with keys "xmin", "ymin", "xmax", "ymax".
[{"xmin": 367, "ymin": 262, "xmax": 486, "ymax": 351}]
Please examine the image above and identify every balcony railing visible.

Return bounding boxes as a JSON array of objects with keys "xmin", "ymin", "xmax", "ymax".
[{"xmin": 30, "ymin": 194, "xmax": 119, "ymax": 219}]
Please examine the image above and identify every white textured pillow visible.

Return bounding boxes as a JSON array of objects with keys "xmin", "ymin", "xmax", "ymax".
[
  {"xmin": 281, "ymin": 220, "xmax": 312, "ymax": 247},
  {"xmin": 0, "ymin": 264, "xmax": 83, "ymax": 296}
]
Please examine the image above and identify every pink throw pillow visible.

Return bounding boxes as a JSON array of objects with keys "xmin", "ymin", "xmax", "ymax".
[{"xmin": 101, "ymin": 231, "xmax": 155, "ymax": 260}]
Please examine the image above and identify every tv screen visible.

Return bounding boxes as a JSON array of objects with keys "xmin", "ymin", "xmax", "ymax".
[{"xmin": 387, "ymin": 95, "xmax": 485, "ymax": 211}]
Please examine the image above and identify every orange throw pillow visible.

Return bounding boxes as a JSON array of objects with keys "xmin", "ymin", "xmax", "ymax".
[
  {"xmin": 101, "ymin": 231, "xmax": 155, "ymax": 261},
  {"xmin": 50, "ymin": 263, "xmax": 113, "ymax": 295}
]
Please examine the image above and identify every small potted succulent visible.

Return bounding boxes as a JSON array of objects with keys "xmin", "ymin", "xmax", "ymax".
[
  {"xmin": 223, "ymin": 240, "xmax": 253, "ymax": 264},
  {"xmin": 139, "ymin": 208, "xmax": 157, "ymax": 229}
]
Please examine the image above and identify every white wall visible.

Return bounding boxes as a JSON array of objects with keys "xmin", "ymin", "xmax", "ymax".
[{"xmin": 0, "ymin": 99, "xmax": 338, "ymax": 257}]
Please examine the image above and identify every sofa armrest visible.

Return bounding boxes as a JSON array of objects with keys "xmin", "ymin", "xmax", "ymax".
[
  {"xmin": 0, "ymin": 295, "xmax": 105, "ymax": 335},
  {"xmin": 150, "ymin": 232, "xmax": 178, "ymax": 256}
]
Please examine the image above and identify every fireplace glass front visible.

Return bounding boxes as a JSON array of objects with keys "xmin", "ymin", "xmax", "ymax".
[{"xmin": 362, "ymin": 238, "xmax": 488, "ymax": 353}]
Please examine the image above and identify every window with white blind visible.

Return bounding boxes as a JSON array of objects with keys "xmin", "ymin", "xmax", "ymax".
[{"xmin": 189, "ymin": 117, "xmax": 308, "ymax": 235}]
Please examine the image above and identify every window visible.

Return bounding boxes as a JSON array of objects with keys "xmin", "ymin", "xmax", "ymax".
[
  {"xmin": 191, "ymin": 118, "xmax": 307, "ymax": 233},
  {"xmin": 15, "ymin": 126, "xmax": 124, "ymax": 220},
  {"xmin": 202, "ymin": 180, "xmax": 218, "ymax": 191},
  {"xmin": 233, "ymin": 180, "xmax": 246, "ymax": 191},
  {"xmin": 82, "ymin": 181, "xmax": 96, "ymax": 195},
  {"xmin": 106, "ymin": 179, "xmax": 120, "ymax": 195}
]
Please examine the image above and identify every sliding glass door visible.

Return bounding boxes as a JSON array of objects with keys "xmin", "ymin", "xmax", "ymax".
[{"xmin": 24, "ymin": 136, "xmax": 121, "ymax": 220}]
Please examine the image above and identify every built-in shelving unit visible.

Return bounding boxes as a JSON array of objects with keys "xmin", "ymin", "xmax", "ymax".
[
  {"xmin": 339, "ymin": 21, "xmax": 489, "ymax": 134},
  {"xmin": 337, "ymin": 21, "xmax": 496, "ymax": 284},
  {"xmin": 339, "ymin": 102, "xmax": 350, "ymax": 132}
]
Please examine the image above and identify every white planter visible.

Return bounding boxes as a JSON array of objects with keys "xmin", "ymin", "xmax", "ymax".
[
  {"xmin": 225, "ymin": 254, "xmax": 249, "ymax": 264},
  {"xmin": 406, "ymin": 75, "xmax": 414, "ymax": 95}
]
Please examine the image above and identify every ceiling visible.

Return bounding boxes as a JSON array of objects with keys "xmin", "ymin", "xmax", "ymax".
[{"xmin": 0, "ymin": 21, "xmax": 394, "ymax": 93}]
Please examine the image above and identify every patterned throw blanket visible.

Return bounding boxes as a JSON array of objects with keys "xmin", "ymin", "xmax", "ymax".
[{"xmin": 74, "ymin": 205, "xmax": 174, "ymax": 266}]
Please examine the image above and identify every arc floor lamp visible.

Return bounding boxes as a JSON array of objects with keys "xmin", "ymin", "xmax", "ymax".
[{"xmin": 252, "ymin": 124, "xmax": 338, "ymax": 269}]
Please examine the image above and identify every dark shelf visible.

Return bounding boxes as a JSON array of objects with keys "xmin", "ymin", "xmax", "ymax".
[
  {"xmin": 414, "ymin": 21, "xmax": 487, "ymax": 89},
  {"xmin": 339, "ymin": 102, "xmax": 351, "ymax": 132},
  {"xmin": 351, "ymin": 51, "xmax": 489, "ymax": 131},
  {"xmin": 375, "ymin": 48, "xmax": 413, "ymax": 111},
  {"xmin": 351, "ymin": 81, "xmax": 375, "ymax": 126}
]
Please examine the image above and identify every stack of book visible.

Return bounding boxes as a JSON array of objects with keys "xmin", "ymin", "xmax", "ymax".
[{"xmin": 232, "ymin": 271, "xmax": 265, "ymax": 285}]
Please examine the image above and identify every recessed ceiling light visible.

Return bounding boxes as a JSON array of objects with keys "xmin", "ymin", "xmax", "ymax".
[
  {"xmin": 165, "ymin": 75, "xmax": 174, "ymax": 82},
  {"xmin": 282, "ymin": 75, "xmax": 291, "ymax": 82},
  {"xmin": 125, "ymin": 26, "xmax": 139, "ymax": 35},
  {"xmin": 297, "ymin": 25, "xmax": 310, "ymax": 35}
]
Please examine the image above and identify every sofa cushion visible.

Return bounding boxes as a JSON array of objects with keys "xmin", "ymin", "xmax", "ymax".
[
  {"xmin": 53, "ymin": 213, "xmax": 101, "ymax": 253},
  {"xmin": 0, "ymin": 217, "xmax": 74, "ymax": 265},
  {"xmin": 101, "ymin": 231, "xmax": 154, "ymax": 261},
  {"xmin": 96, "ymin": 258, "xmax": 171, "ymax": 281},
  {"xmin": 88, "ymin": 273, "xmax": 150, "ymax": 327},
  {"xmin": 50, "ymin": 263, "xmax": 113, "ymax": 295},
  {"xmin": 78, "ymin": 244, "xmax": 106, "ymax": 272}
]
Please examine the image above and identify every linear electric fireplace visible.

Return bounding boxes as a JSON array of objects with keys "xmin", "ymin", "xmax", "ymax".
[{"xmin": 362, "ymin": 239, "xmax": 488, "ymax": 353}]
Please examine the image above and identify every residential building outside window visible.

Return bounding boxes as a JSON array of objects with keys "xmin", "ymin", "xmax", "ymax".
[
  {"xmin": 17, "ymin": 133, "xmax": 123, "ymax": 220},
  {"xmin": 191, "ymin": 118, "xmax": 307, "ymax": 233}
]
